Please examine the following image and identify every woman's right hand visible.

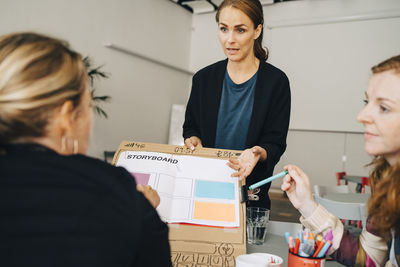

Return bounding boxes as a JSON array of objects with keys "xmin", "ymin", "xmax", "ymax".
[
  {"xmin": 184, "ymin": 136, "xmax": 203, "ymax": 151},
  {"xmin": 281, "ymin": 165, "xmax": 318, "ymax": 218}
]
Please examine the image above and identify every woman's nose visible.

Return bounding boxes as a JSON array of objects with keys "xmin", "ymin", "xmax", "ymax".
[
  {"xmin": 357, "ymin": 104, "xmax": 372, "ymax": 124},
  {"xmin": 227, "ymin": 31, "xmax": 235, "ymax": 43}
]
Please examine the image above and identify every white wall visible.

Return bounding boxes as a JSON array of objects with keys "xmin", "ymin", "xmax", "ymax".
[
  {"xmin": 190, "ymin": 12, "xmax": 224, "ymax": 72},
  {"xmin": 264, "ymin": 1, "xmax": 400, "ymax": 132},
  {"xmin": 190, "ymin": 1, "xmax": 400, "ymax": 133},
  {"xmin": 271, "ymin": 131, "xmax": 372, "ymax": 191},
  {"xmin": 0, "ymin": 0, "xmax": 193, "ymax": 159},
  {"xmin": 189, "ymin": 0, "xmax": 400, "ymax": 189},
  {"xmin": 0, "ymin": 0, "xmax": 397, "ymax": 190}
]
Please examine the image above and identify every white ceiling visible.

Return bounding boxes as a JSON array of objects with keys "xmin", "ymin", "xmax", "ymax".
[{"xmin": 169, "ymin": 0, "xmax": 296, "ymax": 14}]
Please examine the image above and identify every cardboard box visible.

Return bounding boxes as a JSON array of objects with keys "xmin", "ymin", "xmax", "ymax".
[{"xmin": 112, "ymin": 141, "xmax": 246, "ymax": 267}]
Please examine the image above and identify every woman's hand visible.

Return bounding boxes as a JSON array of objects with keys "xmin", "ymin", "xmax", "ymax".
[
  {"xmin": 227, "ymin": 146, "xmax": 266, "ymax": 181},
  {"xmin": 184, "ymin": 136, "xmax": 203, "ymax": 151},
  {"xmin": 281, "ymin": 165, "xmax": 317, "ymax": 218},
  {"xmin": 137, "ymin": 184, "xmax": 160, "ymax": 208}
]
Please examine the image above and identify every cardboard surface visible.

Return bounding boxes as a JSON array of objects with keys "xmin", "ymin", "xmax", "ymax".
[{"xmin": 113, "ymin": 141, "xmax": 246, "ymax": 267}]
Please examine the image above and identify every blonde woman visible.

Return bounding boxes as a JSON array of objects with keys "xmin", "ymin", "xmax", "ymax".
[
  {"xmin": 0, "ymin": 33, "xmax": 171, "ymax": 266},
  {"xmin": 282, "ymin": 55, "xmax": 400, "ymax": 266}
]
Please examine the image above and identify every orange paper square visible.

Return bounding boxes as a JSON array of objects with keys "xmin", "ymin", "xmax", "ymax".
[{"xmin": 193, "ymin": 201, "xmax": 236, "ymax": 222}]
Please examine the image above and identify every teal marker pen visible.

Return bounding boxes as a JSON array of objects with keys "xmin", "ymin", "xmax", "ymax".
[{"xmin": 248, "ymin": 170, "xmax": 288, "ymax": 190}]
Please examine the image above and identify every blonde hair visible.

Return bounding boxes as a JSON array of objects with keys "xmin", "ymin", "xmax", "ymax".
[
  {"xmin": 367, "ymin": 55, "xmax": 400, "ymax": 235},
  {"xmin": 0, "ymin": 32, "xmax": 88, "ymax": 144}
]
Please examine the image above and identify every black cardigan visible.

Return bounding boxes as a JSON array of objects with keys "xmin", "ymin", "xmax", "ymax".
[
  {"xmin": 183, "ymin": 59, "xmax": 291, "ymax": 208},
  {"xmin": 0, "ymin": 144, "xmax": 172, "ymax": 267}
]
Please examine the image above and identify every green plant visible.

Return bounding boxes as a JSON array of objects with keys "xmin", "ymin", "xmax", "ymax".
[{"xmin": 83, "ymin": 56, "xmax": 111, "ymax": 118}]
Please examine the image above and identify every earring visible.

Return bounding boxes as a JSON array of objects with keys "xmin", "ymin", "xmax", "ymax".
[
  {"xmin": 61, "ymin": 136, "xmax": 67, "ymax": 152},
  {"xmin": 73, "ymin": 139, "xmax": 79, "ymax": 154}
]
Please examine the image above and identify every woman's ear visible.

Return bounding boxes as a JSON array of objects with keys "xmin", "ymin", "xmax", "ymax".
[
  {"xmin": 58, "ymin": 100, "xmax": 75, "ymax": 136},
  {"xmin": 254, "ymin": 24, "xmax": 262, "ymax": 40}
]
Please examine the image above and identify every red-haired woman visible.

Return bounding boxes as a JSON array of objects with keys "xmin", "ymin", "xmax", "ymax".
[{"xmin": 282, "ymin": 56, "xmax": 400, "ymax": 266}]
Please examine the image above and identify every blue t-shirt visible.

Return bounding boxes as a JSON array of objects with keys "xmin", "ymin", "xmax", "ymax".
[{"xmin": 215, "ymin": 71, "xmax": 257, "ymax": 150}]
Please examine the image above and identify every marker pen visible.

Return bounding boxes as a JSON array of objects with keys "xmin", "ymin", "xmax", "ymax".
[
  {"xmin": 323, "ymin": 230, "xmax": 333, "ymax": 242},
  {"xmin": 294, "ymin": 238, "xmax": 300, "ymax": 255},
  {"xmin": 317, "ymin": 240, "xmax": 332, "ymax": 258},
  {"xmin": 312, "ymin": 240, "xmax": 326, "ymax": 258},
  {"xmin": 249, "ymin": 170, "xmax": 288, "ymax": 190},
  {"xmin": 288, "ymin": 236, "xmax": 294, "ymax": 253},
  {"xmin": 285, "ymin": 232, "xmax": 290, "ymax": 244}
]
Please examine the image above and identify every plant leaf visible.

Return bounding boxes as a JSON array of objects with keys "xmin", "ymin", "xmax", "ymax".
[
  {"xmin": 85, "ymin": 56, "xmax": 111, "ymax": 119},
  {"xmin": 93, "ymin": 95, "xmax": 111, "ymax": 102},
  {"xmin": 94, "ymin": 106, "xmax": 108, "ymax": 119}
]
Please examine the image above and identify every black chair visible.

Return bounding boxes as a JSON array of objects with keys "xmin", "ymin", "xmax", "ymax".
[{"xmin": 103, "ymin": 151, "xmax": 116, "ymax": 164}]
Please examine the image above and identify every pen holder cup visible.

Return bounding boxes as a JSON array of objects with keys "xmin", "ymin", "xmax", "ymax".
[{"xmin": 288, "ymin": 251, "xmax": 325, "ymax": 267}]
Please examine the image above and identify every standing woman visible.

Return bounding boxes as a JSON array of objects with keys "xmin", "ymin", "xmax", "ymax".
[{"xmin": 183, "ymin": 0, "xmax": 291, "ymax": 209}]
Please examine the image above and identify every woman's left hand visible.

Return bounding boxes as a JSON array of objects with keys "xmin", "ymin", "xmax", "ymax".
[
  {"xmin": 137, "ymin": 184, "xmax": 161, "ymax": 208},
  {"xmin": 227, "ymin": 146, "xmax": 267, "ymax": 181}
]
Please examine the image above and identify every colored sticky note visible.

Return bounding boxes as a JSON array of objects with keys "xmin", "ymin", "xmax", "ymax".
[
  {"xmin": 193, "ymin": 201, "xmax": 236, "ymax": 222},
  {"xmin": 195, "ymin": 180, "xmax": 235, "ymax": 200},
  {"xmin": 131, "ymin": 172, "xmax": 150, "ymax": 185}
]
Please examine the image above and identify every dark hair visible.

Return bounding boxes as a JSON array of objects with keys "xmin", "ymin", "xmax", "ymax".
[{"xmin": 215, "ymin": 0, "xmax": 268, "ymax": 61}]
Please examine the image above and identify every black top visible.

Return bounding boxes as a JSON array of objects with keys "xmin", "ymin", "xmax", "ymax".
[
  {"xmin": 183, "ymin": 59, "xmax": 291, "ymax": 209},
  {"xmin": 0, "ymin": 144, "xmax": 172, "ymax": 267}
]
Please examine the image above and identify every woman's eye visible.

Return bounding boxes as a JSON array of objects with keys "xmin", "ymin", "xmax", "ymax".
[
  {"xmin": 380, "ymin": 105, "xmax": 389, "ymax": 112},
  {"xmin": 220, "ymin": 27, "xmax": 227, "ymax": 32},
  {"xmin": 237, "ymin": 28, "xmax": 245, "ymax": 33},
  {"xmin": 363, "ymin": 99, "xmax": 368, "ymax": 105}
]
